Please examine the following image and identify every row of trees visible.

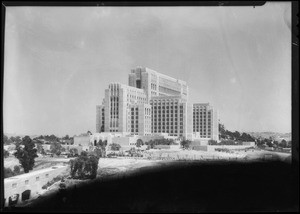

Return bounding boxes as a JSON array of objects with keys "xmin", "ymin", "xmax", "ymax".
[
  {"xmin": 5, "ymin": 135, "xmax": 69, "ymax": 174},
  {"xmin": 4, "ymin": 166, "xmax": 21, "ymax": 178},
  {"xmin": 3, "ymin": 134, "xmax": 74, "ymax": 146},
  {"xmin": 256, "ymin": 138, "xmax": 291, "ymax": 148},
  {"xmin": 219, "ymin": 124, "xmax": 255, "ymax": 142},
  {"xmin": 3, "ymin": 135, "xmax": 22, "ymax": 145},
  {"xmin": 145, "ymin": 139, "xmax": 177, "ymax": 149}
]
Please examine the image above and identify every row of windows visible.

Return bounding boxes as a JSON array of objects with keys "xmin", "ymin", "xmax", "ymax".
[
  {"xmin": 153, "ymin": 130, "xmax": 183, "ymax": 133},
  {"xmin": 150, "ymin": 101, "xmax": 180, "ymax": 105},
  {"xmin": 12, "ymin": 174, "xmax": 49, "ymax": 188},
  {"xmin": 152, "ymin": 106, "xmax": 179, "ymax": 109},
  {"xmin": 152, "ymin": 110, "xmax": 182, "ymax": 113},
  {"xmin": 151, "ymin": 105, "xmax": 183, "ymax": 108},
  {"xmin": 153, "ymin": 125, "xmax": 183, "ymax": 129},
  {"xmin": 151, "ymin": 83, "xmax": 157, "ymax": 90}
]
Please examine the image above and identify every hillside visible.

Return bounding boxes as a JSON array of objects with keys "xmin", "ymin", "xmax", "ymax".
[{"xmin": 247, "ymin": 132, "xmax": 291, "ymax": 141}]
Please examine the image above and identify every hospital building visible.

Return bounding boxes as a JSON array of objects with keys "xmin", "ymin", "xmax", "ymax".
[{"xmin": 96, "ymin": 67, "xmax": 219, "ymax": 141}]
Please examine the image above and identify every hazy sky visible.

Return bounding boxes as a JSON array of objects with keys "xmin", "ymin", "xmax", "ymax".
[{"xmin": 3, "ymin": 2, "xmax": 291, "ymax": 137}]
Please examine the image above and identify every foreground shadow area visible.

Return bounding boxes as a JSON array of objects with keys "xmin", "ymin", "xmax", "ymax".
[{"xmin": 7, "ymin": 161, "xmax": 299, "ymax": 212}]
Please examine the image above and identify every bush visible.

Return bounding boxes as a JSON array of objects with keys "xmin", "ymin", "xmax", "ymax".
[
  {"xmin": 208, "ymin": 140, "xmax": 218, "ymax": 145},
  {"xmin": 70, "ymin": 153, "xmax": 99, "ymax": 179},
  {"xmin": 180, "ymin": 140, "xmax": 192, "ymax": 149},
  {"xmin": 4, "ymin": 167, "xmax": 15, "ymax": 178},
  {"xmin": 110, "ymin": 143, "xmax": 121, "ymax": 151},
  {"xmin": 145, "ymin": 139, "xmax": 177, "ymax": 149},
  {"xmin": 13, "ymin": 165, "xmax": 21, "ymax": 174},
  {"xmin": 42, "ymin": 175, "xmax": 63, "ymax": 189},
  {"xmin": 136, "ymin": 139, "xmax": 144, "ymax": 147},
  {"xmin": 50, "ymin": 142, "xmax": 63, "ymax": 156},
  {"xmin": 4, "ymin": 149, "xmax": 10, "ymax": 158}
]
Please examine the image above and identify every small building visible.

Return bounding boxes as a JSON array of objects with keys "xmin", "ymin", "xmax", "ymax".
[
  {"xmin": 73, "ymin": 133, "xmax": 92, "ymax": 152},
  {"xmin": 4, "ymin": 165, "xmax": 67, "ymax": 207}
]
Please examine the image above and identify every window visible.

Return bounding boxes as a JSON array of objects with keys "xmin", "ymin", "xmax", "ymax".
[
  {"xmin": 12, "ymin": 183, "xmax": 17, "ymax": 188},
  {"xmin": 36, "ymin": 177, "xmax": 40, "ymax": 181},
  {"xmin": 46, "ymin": 174, "xmax": 49, "ymax": 178},
  {"xmin": 25, "ymin": 180, "xmax": 29, "ymax": 185}
]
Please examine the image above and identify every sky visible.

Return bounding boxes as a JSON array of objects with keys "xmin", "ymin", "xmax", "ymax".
[{"xmin": 3, "ymin": 2, "xmax": 291, "ymax": 137}]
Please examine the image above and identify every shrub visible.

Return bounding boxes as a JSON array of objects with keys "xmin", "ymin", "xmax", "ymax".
[
  {"xmin": 145, "ymin": 139, "xmax": 177, "ymax": 149},
  {"xmin": 69, "ymin": 153, "xmax": 99, "ymax": 179},
  {"xmin": 50, "ymin": 142, "xmax": 63, "ymax": 156},
  {"xmin": 110, "ymin": 143, "xmax": 121, "ymax": 151},
  {"xmin": 180, "ymin": 140, "xmax": 192, "ymax": 149},
  {"xmin": 42, "ymin": 175, "xmax": 63, "ymax": 189},
  {"xmin": 208, "ymin": 140, "xmax": 218, "ymax": 145},
  {"xmin": 13, "ymin": 165, "xmax": 21, "ymax": 174},
  {"xmin": 4, "ymin": 149, "xmax": 9, "ymax": 158},
  {"xmin": 4, "ymin": 168, "xmax": 15, "ymax": 178}
]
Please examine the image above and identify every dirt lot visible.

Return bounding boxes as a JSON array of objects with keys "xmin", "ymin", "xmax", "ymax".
[
  {"xmin": 142, "ymin": 148, "xmax": 291, "ymax": 162},
  {"xmin": 97, "ymin": 158, "xmax": 164, "ymax": 178}
]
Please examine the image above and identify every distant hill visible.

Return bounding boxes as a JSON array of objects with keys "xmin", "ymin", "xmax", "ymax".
[
  {"xmin": 4, "ymin": 133, "xmax": 40, "ymax": 139},
  {"xmin": 247, "ymin": 132, "xmax": 291, "ymax": 141}
]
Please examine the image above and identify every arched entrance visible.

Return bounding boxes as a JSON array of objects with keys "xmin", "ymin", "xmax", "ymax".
[{"xmin": 21, "ymin": 190, "xmax": 31, "ymax": 201}]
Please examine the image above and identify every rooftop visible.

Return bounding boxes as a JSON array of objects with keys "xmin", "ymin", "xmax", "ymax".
[{"xmin": 4, "ymin": 165, "xmax": 67, "ymax": 183}]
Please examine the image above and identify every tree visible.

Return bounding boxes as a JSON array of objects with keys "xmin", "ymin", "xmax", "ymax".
[
  {"xmin": 96, "ymin": 139, "xmax": 107, "ymax": 157},
  {"xmin": 69, "ymin": 137, "xmax": 74, "ymax": 145},
  {"xmin": 279, "ymin": 139, "xmax": 287, "ymax": 148},
  {"xmin": 4, "ymin": 167, "xmax": 15, "ymax": 178},
  {"xmin": 136, "ymin": 139, "xmax": 144, "ymax": 148},
  {"xmin": 50, "ymin": 141, "xmax": 63, "ymax": 156},
  {"xmin": 13, "ymin": 165, "xmax": 21, "ymax": 174},
  {"xmin": 273, "ymin": 141, "xmax": 279, "ymax": 148},
  {"xmin": 98, "ymin": 139, "xmax": 107, "ymax": 148},
  {"xmin": 3, "ymin": 135, "xmax": 9, "ymax": 145},
  {"xmin": 208, "ymin": 140, "xmax": 218, "ymax": 145},
  {"xmin": 69, "ymin": 152, "xmax": 99, "ymax": 179},
  {"xmin": 14, "ymin": 136, "xmax": 38, "ymax": 173},
  {"xmin": 110, "ymin": 143, "xmax": 121, "ymax": 151},
  {"xmin": 180, "ymin": 140, "xmax": 191, "ymax": 149},
  {"xmin": 233, "ymin": 131, "xmax": 241, "ymax": 140},
  {"xmin": 266, "ymin": 141, "xmax": 273, "ymax": 148},
  {"xmin": 70, "ymin": 148, "xmax": 78, "ymax": 156},
  {"xmin": 93, "ymin": 146, "xmax": 103, "ymax": 158},
  {"xmin": 4, "ymin": 149, "xmax": 10, "ymax": 158},
  {"xmin": 10, "ymin": 136, "xmax": 22, "ymax": 144},
  {"xmin": 219, "ymin": 123, "xmax": 226, "ymax": 135}
]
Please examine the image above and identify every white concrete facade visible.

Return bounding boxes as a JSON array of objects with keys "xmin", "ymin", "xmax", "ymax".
[
  {"xmin": 193, "ymin": 103, "xmax": 219, "ymax": 142},
  {"xmin": 4, "ymin": 165, "xmax": 67, "ymax": 207},
  {"xmin": 96, "ymin": 67, "xmax": 218, "ymax": 141}
]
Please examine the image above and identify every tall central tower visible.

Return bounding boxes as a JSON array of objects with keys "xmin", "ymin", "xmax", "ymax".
[{"xmin": 128, "ymin": 67, "xmax": 188, "ymax": 102}]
